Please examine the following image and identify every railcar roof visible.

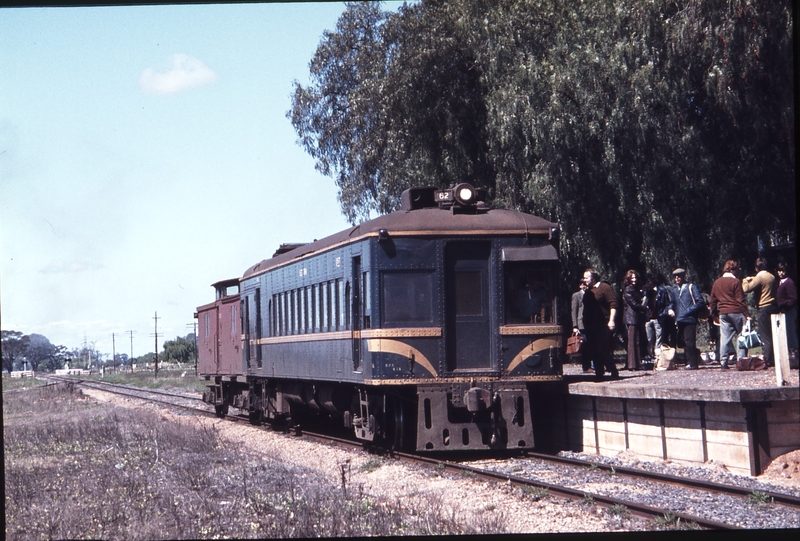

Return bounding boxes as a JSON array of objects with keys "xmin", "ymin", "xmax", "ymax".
[{"xmin": 242, "ymin": 207, "xmax": 558, "ymax": 280}]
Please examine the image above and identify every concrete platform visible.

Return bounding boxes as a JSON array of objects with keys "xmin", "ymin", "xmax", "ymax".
[{"xmin": 534, "ymin": 363, "xmax": 799, "ymax": 477}]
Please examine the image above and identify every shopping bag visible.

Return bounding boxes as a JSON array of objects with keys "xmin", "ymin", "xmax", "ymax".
[
  {"xmin": 655, "ymin": 344, "xmax": 676, "ymax": 370},
  {"xmin": 737, "ymin": 320, "xmax": 761, "ymax": 350}
]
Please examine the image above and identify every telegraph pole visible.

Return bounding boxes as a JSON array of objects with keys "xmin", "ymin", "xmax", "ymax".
[
  {"xmin": 152, "ymin": 312, "xmax": 162, "ymax": 378},
  {"xmin": 127, "ymin": 330, "xmax": 137, "ymax": 371},
  {"xmin": 110, "ymin": 332, "xmax": 116, "ymax": 372},
  {"xmin": 187, "ymin": 321, "xmax": 198, "ymax": 376}
]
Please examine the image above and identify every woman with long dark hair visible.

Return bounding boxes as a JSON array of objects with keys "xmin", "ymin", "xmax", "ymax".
[{"xmin": 623, "ymin": 269, "xmax": 648, "ymax": 370}]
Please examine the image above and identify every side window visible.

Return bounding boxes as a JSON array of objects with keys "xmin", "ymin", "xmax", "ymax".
[
  {"xmin": 297, "ymin": 289, "xmax": 304, "ymax": 334},
  {"xmin": 290, "ymin": 290, "xmax": 296, "ymax": 335},
  {"xmin": 255, "ymin": 289, "xmax": 262, "ymax": 340},
  {"xmin": 243, "ymin": 297, "xmax": 250, "ymax": 365},
  {"xmin": 345, "ymin": 281, "xmax": 351, "ymax": 330},
  {"xmin": 304, "ymin": 287, "xmax": 310, "ymax": 334},
  {"xmin": 326, "ymin": 280, "xmax": 333, "ymax": 331},
  {"xmin": 320, "ymin": 282, "xmax": 328, "ymax": 332},
  {"xmin": 255, "ymin": 289, "xmax": 262, "ymax": 363},
  {"xmin": 363, "ymin": 271, "xmax": 371, "ymax": 328},
  {"xmin": 312, "ymin": 284, "xmax": 318, "ymax": 332},
  {"xmin": 290, "ymin": 289, "xmax": 296, "ymax": 334},
  {"xmin": 335, "ymin": 278, "xmax": 342, "ymax": 330},
  {"xmin": 382, "ymin": 271, "xmax": 435, "ymax": 326},
  {"xmin": 272, "ymin": 295, "xmax": 277, "ymax": 336},
  {"xmin": 280, "ymin": 293, "xmax": 285, "ymax": 336},
  {"xmin": 268, "ymin": 299, "xmax": 273, "ymax": 337},
  {"xmin": 284, "ymin": 291, "xmax": 289, "ymax": 335}
]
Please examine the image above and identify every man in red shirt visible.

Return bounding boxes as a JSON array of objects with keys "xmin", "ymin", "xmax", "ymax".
[{"xmin": 709, "ymin": 260, "xmax": 750, "ymax": 368}]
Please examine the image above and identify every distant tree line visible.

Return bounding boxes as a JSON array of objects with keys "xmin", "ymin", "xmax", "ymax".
[
  {"xmin": 1, "ymin": 330, "xmax": 197, "ymax": 374},
  {"xmin": 289, "ymin": 0, "xmax": 795, "ymax": 290},
  {"xmin": 1, "ymin": 331, "xmax": 70, "ymax": 373}
]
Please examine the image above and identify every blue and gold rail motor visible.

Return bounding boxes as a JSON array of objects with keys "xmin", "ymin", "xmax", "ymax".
[{"xmin": 197, "ymin": 184, "xmax": 564, "ymax": 452}]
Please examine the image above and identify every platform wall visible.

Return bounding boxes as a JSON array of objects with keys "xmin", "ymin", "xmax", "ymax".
[{"xmin": 557, "ymin": 394, "xmax": 800, "ymax": 476}]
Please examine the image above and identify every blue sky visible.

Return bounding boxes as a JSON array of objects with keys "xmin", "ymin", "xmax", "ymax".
[{"xmin": 1, "ymin": 3, "xmax": 401, "ymax": 356}]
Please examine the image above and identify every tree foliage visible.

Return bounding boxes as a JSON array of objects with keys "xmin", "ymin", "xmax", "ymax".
[
  {"xmin": 2, "ymin": 330, "xmax": 27, "ymax": 373},
  {"xmin": 2, "ymin": 330, "xmax": 70, "ymax": 372},
  {"xmin": 161, "ymin": 335, "xmax": 197, "ymax": 366},
  {"xmin": 289, "ymin": 0, "xmax": 794, "ymax": 289},
  {"xmin": 69, "ymin": 343, "xmax": 102, "ymax": 370},
  {"xmin": 24, "ymin": 334, "xmax": 61, "ymax": 372}
]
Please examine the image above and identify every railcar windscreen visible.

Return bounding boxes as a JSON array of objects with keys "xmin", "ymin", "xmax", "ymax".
[
  {"xmin": 504, "ymin": 261, "xmax": 558, "ymax": 324},
  {"xmin": 382, "ymin": 271, "xmax": 435, "ymax": 325}
]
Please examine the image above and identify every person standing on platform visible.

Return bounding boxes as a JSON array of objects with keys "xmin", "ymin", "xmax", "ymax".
[
  {"xmin": 581, "ymin": 269, "xmax": 619, "ymax": 380},
  {"xmin": 623, "ymin": 270, "xmax": 648, "ymax": 370},
  {"xmin": 709, "ymin": 260, "xmax": 750, "ymax": 368},
  {"xmin": 776, "ymin": 262, "xmax": 798, "ymax": 360},
  {"xmin": 642, "ymin": 275, "xmax": 660, "ymax": 361},
  {"xmin": 653, "ymin": 273, "xmax": 676, "ymax": 349},
  {"xmin": 571, "ymin": 280, "xmax": 591, "ymax": 372},
  {"xmin": 668, "ymin": 268, "xmax": 703, "ymax": 370},
  {"xmin": 742, "ymin": 257, "xmax": 778, "ymax": 366}
]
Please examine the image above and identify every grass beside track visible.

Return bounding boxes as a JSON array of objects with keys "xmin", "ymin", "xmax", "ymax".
[
  {"xmin": 2, "ymin": 375, "xmax": 51, "ymax": 392},
  {"xmin": 2, "ymin": 370, "xmax": 209, "ymax": 394},
  {"xmin": 4, "ymin": 382, "xmax": 507, "ymax": 539},
  {"xmin": 87, "ymin": 370, "xmax": 210, "ymax": 394}
]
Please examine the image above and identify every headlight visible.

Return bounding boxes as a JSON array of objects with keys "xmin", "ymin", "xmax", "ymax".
[{"xmin": 454, "ymin": 183, "xmax": 475, "ymax": 205}]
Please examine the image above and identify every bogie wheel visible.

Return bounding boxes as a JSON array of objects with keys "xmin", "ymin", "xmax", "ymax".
[
  {"xmin": 215, "ymin": 404, "xmax": 229, "ymax": 418},
  {"xmin": 248, "ymin": 408, "xmax": 263, "ymax": 425},
  {"xmin": 384, "ymin": 394, "xmax": 413, "ymax": 452}
]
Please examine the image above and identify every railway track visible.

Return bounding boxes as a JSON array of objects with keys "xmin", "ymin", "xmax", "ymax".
[
  {"xmin": 45, "ymin": 375, "xmax": 800, "ymax": 530},
  {"xmin": 464, "ymin": 452, "xmax": 800, "ymax": 530},
  {"xmin": 45, "ymin": 375, "xmax": 212, "ymax": 415},
  {"xmin": 521, "ymin": 450, "xmax": 800, "ymax": 508}
]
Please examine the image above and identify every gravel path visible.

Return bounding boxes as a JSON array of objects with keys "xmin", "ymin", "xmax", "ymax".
[{"xmin": 562, "ymin": 357, "xmax": 800, "ymax": 387}]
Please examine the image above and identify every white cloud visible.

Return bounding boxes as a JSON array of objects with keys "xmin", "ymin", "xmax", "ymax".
[
  {"xmin": 139, "ymin": 54, "xmax": 217, "ymax": 95},
  {"xmin": 40, "ymin": 259, "xmax": 102, "ymax": 274}
]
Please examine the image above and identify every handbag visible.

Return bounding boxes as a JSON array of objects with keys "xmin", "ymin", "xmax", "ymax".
[
  {"xmin": 655, "ymin": 344, "xmax": 676, "ymax": 370},
  {"xmin": 737, "ymin": 320, "xmax": 762, "ymax": 350},
  {"xmin": 566, "ymin": 330, "xmax": 586, "ymax": 356},
  {"xmin": 736, "ymin": 356, "xmax": 767, "ymax": 371}
]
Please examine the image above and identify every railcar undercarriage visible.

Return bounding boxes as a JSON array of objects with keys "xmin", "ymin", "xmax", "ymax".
[{"xmin": 203, "ymin": 377, "xmax": 536, "ymax": 452}]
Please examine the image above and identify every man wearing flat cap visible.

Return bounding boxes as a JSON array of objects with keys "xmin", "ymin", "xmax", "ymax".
[{"xmin": 668, "ymin": 268, "xmax": 703, "ymax": 370}]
